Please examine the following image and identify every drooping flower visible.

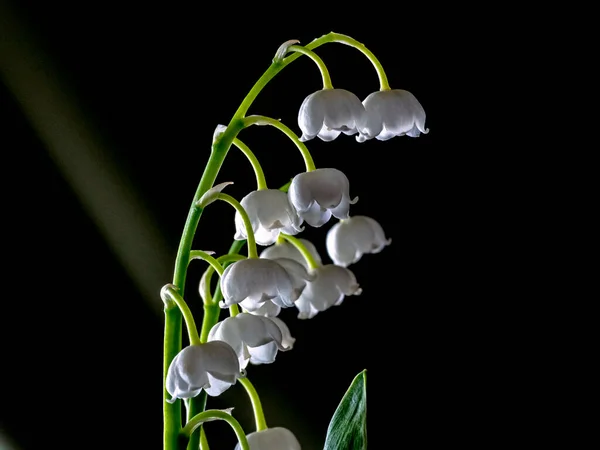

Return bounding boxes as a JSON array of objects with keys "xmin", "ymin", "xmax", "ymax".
[
  {"xmin": 295, "ymin": 264, "xmax": 362, "ymax": 319},
  {"xmin": 242, "ymin": 300, "xmax": 282, "ymax": 318},
  {"xmin": 219, "ymin": 258, "xmax": 310, "ymax": 312},
  {"xmin": 260, "ymin": 238, "xmax": 322, "ymax": 269},
  {"xmin": 269, "ymin": 317, "xmax": 296, "ymax": 349},
  {"xmin": 288, "ymin": 168, "xmax": 357, "ymax": 227},
  {"xmin": 298, "ymin": 89, "xmax": 367, "ymax": 142},
  {"xmin": 166, "ymin": 341, "xmax": 241, "ymax": 402},
  {"xmin": 235, "ymin": 427, "xmax": 301, "ymax": 450},
  {"xmin": 208, "ymin": 313, "xmax": 292, "ymax": 368},
  {"xmin": 357, "ymin": 89, "xmax": 428, "ymax": 142},
  {"xmin": 234, "ymin": 189, "xmax": 303, "ymax": 246},
  {"xmin": 326, "ymin": 215, "xmax": 392, "ymax": 267}
]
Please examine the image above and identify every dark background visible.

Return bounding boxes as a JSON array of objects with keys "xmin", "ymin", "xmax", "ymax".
[{"xmin": 0, "ymin": 3, "xmax": 500, "ymax": 449}]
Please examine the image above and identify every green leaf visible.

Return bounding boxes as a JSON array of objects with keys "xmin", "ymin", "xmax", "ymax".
[{"xmin": 323, "ymin": 369, "xmax": 367, "ymax": 450}]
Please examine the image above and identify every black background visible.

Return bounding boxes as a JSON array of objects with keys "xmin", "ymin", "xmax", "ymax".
[{"xmin": 0, "ymin": 3, "xmax": 503, "ymax": 449}]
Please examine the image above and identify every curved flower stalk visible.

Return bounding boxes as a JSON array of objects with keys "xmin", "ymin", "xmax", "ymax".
[
  {"xmin": 207, "ymin": 313, "xmax": 292, "ymax": 368},
  {"xmin": 288, "ymin": 168, "xmax": 358, "ymax": 227},
  {"xmin": 298, "ymin": 88, "xmax": 367, "ymax": 142},
  {"xmin": 219, "ymin": 258, "xmax": 309, "ymax": 312},
  {"xmin": 260, "ymin": 238, "xmax": 322, "ymax": 269},
  {"xmin": 234, "ymin": 427, "xmax": 301, "ymax": 450},
  {"xmin": 357, "ymin": 89, "xmax": 428, "ymax": 142},
  {"xmin": 234, "ymin": 189, "xmax": 304, "ymax": 246},
  {"xmin": 326, "ymin": 215, "xmax": 392, "ymax": 267},
  {"xmin": 166, "ymin": 341, "xmax": 241, "ymax": 402},
  {"xmin": 295, "ymin": 264, "xmax": 362, "ymax": 320}
]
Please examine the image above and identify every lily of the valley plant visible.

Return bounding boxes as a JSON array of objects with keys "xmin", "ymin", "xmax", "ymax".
[{"xmin": 162, "ymin": 32, "xmax": 427, "ymax": 450}]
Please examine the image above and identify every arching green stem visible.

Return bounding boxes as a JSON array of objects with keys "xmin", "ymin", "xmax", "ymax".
[
  {"xmin": 215, "ymin": 193, "xmax": 257, "ymax": 258},
  {"xmin": 243, "ymin": 115, "xmax": 316, "ymax": 172},
  {"xmin": 161, "ymin": 284, "xmax": 200, "ymax": 346},
  {"xmin": 189, "ymin": 251, "xmax": 225, "ymax": 276},
  {"xmin": 181, "ymin": 410, "xmax": 250, "ymax": 450},
  {"xmin": 287, "ymin": 45, "xmax": 333, "ymax": 89},
  {"xmin": 239, "ymin": 377, "xmax": 267, "ymax": 431},
  {"xmin": 233, "ymin": 138, "xmax": 268, "ymax": 190},
  {"xmin": 166, "ymin": 32, "xmax": 378, "ymax": 450},
  {"xmin": 281, "ymin": 233, "xmax": 320, "ymax": 269},
  {"xmin": 325, "ymin": 32, "xmax": 390, "ymax": 91}
]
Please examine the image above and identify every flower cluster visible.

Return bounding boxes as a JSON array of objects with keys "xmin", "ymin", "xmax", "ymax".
[{"xmin": 162, "ymin": 33, "xmax": 426, "ymax": 450}]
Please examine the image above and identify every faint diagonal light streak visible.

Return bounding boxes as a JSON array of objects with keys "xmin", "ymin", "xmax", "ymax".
[{"xmin": 0, "ymin": 3, "xmax": 172, "ymax": 315}]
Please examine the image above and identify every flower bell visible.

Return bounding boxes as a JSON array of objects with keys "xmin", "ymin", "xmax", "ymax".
[
  {"xmin": 208, "ymin": 313, "xmax": 293, "ymax": 368},
  {"xmin": 260, "ymin": 238, "xmax": 322, "ymax": 269},
  {"xmin": 234, "ymin": 189, "xmax": 304, "ymax": 246},
  {"xmin": 295, "ymin": 265, "xmax": 362, "ymax": 319},
  {"xmin": 357, "ymin": 89, "xmax": 428, "ymax": 142},
  {"xmin": 288, "ymin": 168, "xmax": 358, "ymax": 227},
  {"xmin": 298, "ymin": 88, "xmax": 367, "ymax": 142},
  {"xmin": 219, "ymin": 258, "xmax": 309, "ymax": 312},
  {"xmin": 234, "ymin": 427, "xmax": 301, "ymax": 450},
  {"xmin": 326, "ymin": 215, "xmax": 392, "ymax": 267},
  {"xmin": 166, "ymin": 341, "xmax": 241, "ymax": 402}
]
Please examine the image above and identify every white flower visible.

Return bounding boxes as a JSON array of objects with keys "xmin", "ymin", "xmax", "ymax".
[
  {"xmin": 288, "ymin": 168, "xmax": 358, "ymax": 227},
  {"xmin": 219, "ymin": 258, "xmax": 307, "ymax": 311},
  {"xmin": 235, "ymin": 427, "xmax": 301, "ymax": 450},
  {"xmin": 298, "ymin": 88, "xmax": 367, "ymax": 142},
  {"xmin": 243, "ymin": 300, "xmax": 282, "ymax": 318},
  {"xmin": 260, "ymin": 238, "xmax": 322, "ymax": 269},
  {"xmin": 234, "ymin": 189, "xmax": 303, "ymax": 246},
  {"xmin": 295, "ymin": 265, "xmax": 362, "ymax": 319},
  {"xmin": 326, "ymin": 215, "xmax": 392, "ymax": 267},
  {"xmin": 357, "ymin": 89, "xmax": 428, "ymax": 142},
  {"xmin": 166, "ymin": 341, "xmax": 241, "ymax": 401},
  {"xmin": 208, "ymin": 313, "xmax": 292, "ymax": 368},
  {"xmin": 269, "ymin": 317, "xmax": 296, "ymax": 349}
]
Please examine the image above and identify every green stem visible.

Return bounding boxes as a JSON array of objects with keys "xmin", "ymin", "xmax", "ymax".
[
  {"xmin": 183, "ymin": 392, "xmax": 207, "ymax": 450},
  {"xmin": 233, "ymin": 138, "xmax": 268, "ymax": 190},
  {"xmin": 167, "ymin": 31, "xmax": 376, "ymax": 450},
  {"xmin": 199, "ymin": 427, "xmax": 209, "ymax": 450},
  {"xmin": 288, "ymin": 45, "xmax": 333, "ymax": 89},
  {"xmin": 163, "ymin": 304, "xmax": 182, "ymax": 450},
  {"xmin": 161, "ymin": 284, "xmax": 201, "ymax": 346},
  {"xmin": 229, "ymin": 304, "xmax": 240, "ymax": 317},
  {"xmin": 281, "ymin": 233, "xmax": 320, "ymax": 269},
  {"xmin": 181, "ymin": 410, "xmax": 250, "ymax": 450},
  {"xmin": 243, "ymin": 115, "xmax": 316, "ymax": 172},
  {"xmin": 189, "ymin": 251, "xmax": 225, "ymax": 276},
  {"xmin": 216, "ymin": 193, "xmax": 258, "ymax": 258},
  {"xmin": 166, "ymin": 121, "xmax": 243, "ymax": 450},
  {"xmin": 325, "ymin": 32, "xmax": 390, "ymax": 91},
  {"xmin": 199, "ymin": 303, "xmax": 221, "ymax": 344},
  {"xmin": 239, "ymin": 377, "xmax": 267, "ymax": 431}
]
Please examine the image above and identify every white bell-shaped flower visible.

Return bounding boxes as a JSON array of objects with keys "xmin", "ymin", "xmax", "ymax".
[
  {"xmin": 288, "ymin": 168, "xmax": 357, "ymax": 227},
  {"xmin": 269, "ymin": 317, "xmax": 296, "ymax": 349},
  {"xmin": 234, "ymin": 189, "xmax": 304, "ymax": 246},
  {"xmin": 357, "ymin": 89, "xmax": 428, "ymax": 142},
  {"xmin": 295, "ymin": 264, "xmax": 362, "ymax": 319},
  {"xmin": 208, "ymin": 313, "xmax": 292, "ymax": 369},
  {"xmin": 235, "ymin": 427, "xmax": 301, "ymax": 450},
  {"xmin": 166, "ymin": 341, "xmax": 241, "ymax": 401},
  {"xmin": 260, "ymin": 238, "xmax": 322, "ymax": 269},
  {"xmin": 326, "ymin": 215, "xmax": 392, "ymax": 267},
  {"xmin": 298, "ymin": 88, "xmax": 367, "ymax": 142},
  {"xmin": 219, "ymin": 258, "xmax": 307, "ymax": 312},
  {"xmin": 242, "ymin": 300, "xmax": 281, "ymax": 318}
]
